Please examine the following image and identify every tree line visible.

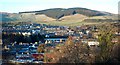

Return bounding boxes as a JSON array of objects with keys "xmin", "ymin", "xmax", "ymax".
[{"xmin": 2, "ymin": 33, "xmax": 45, "ymax": 45}]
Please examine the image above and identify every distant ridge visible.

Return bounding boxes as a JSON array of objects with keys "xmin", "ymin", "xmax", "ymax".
[
  {"xmin": 19, "ymin": 7, "xmax": 112, "ymax": 19},
  {"xmin": 1, "ymin": 7, "xmax": 118, "ymax": 23}
]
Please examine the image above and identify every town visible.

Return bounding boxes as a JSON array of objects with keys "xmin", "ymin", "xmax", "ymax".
[{"xmin": 1, "ymin": 22, "xmax": 120, "ymax": 64}]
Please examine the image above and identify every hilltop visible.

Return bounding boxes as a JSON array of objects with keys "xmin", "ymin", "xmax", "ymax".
[
  {"xmin": 19, "ymin": 8, "xmax": 112, "ymax": 19},
  {"xmin": 1, "ymin": 7, "xmax": 119, "ymax": 26}
]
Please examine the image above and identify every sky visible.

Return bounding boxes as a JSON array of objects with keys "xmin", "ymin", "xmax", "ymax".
[{"xmin": 0, "ymin": 0, "xmax": 119, "ymax": 14}]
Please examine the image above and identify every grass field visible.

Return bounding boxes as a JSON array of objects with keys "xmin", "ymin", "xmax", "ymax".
[
  {"xmin": 35, "ymin": 14, "xmax": 117, "ymax": 26},
  {"xmin": 37, "ymin": 20, "xmax": 111, "ymax": 26}
]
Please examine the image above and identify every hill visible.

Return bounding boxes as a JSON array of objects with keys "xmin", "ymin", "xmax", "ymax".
[
  {"xmin": 0, "ymin": 12, "xmax": 21, "ymax": 22},
  {"xmin": 1, "ymin": 7, "xmax": 119, "ymax": 26},
  {"xmin": 19, "ymin": 7, "xmax": 112, "ymax": 19}
]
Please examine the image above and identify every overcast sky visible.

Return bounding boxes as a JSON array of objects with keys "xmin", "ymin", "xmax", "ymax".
[{"xmin": 0, "ymin": 0, "xmax": 119, "ymax": 14}]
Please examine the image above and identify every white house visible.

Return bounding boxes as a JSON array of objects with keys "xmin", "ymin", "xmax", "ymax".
[
  {"xmin": 22, "ymin": 32, "xmax": 31, "ymax": 36},
  {"xmin": 88, "ymin": 41, "xmax": 99, "ymax": 46}
]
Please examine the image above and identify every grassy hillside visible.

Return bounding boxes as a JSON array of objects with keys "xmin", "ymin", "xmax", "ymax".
[
  {"xmin": 89, "ymin": 15, "xmax": 118, "ymax": 20},
  {"xmin": 1, "ymin": 7, "xmax": 118, "ymax": 26},
  {"xmin": 35, "ymin": 14, "xmax": 56, "ymax": 22},
  {"xmin": 59, "ymin": 14, "xmax": 88, "ymax": 22},
  {"xmin": 0, "ymin": 13, "xmax": 21, "ymax": 22},
  {"xmin": 20, "ymin": 7, "xmax": 111, "ymax": 19}
]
